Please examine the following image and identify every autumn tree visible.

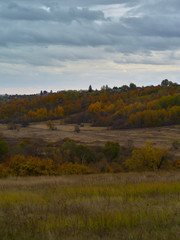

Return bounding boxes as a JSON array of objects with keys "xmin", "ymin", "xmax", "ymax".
[
  {"xmin": 125, "ymin": 142, "xmax": 170, "ymax": 171},
  {"xmin": 7, "ymin": 155, "xmax": 55, "ymax": 176},
  {"xmin": 0, "ymin": 82, "xmax": 179, "ymax": 129}
]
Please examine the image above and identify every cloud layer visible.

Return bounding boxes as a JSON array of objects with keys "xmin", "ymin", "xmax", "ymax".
[{"xmin": 0, "ymin": 0, "xmax": 180, "ymax": 93}]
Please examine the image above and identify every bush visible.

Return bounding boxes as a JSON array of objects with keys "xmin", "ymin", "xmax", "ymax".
[
  {"xmin": 74, "ymin": 125, "xmax": 80, "ymax": 133},
  {"xmin": 0, "ymin": 155, "xmax": 97, "ymax": 177},
  {"xmin": 172, "ymin": 140, "xmax": 180, "ymax": 150},
  {"xmin": 46, "ymin": 120, "xmax": 57, "ymax": 130},
  {"xmin": 76, "ymin": 145, "xmax": 96, "ymax": 164},
  {"xmin": 21, "ymin": 121, "xmax": 30, "ymax": 128},
  {"xmin": 103, "ymin": 141, "xmax": 120, "ymax": 163},
  {"xmin": 57, "ymin": 162, "xmax": 96, "ymax": 175},
  {"xmin": 125, "ymin": 142, "xmax": 170, "ymax": 171},
  {"xmin": 105, "ymin": 164, "xmax": 114, "ymax": 173},
  {"xmin": 0, "ymin": 164, "xmax": 9, "ymax": 178},
  {"xmin": 0, "ymin": 139, "xmax": 9, "ymax": 163},
  {"xmin": 174, "ymin": 159, "xmax": 180, "ymax": 169},
  {"xmin": 111, "ymin": 162, "xmax": 124, "ymax": 173},
  {"xmin": 7, "ymin": 122, "xmax": 17, "ymax": 130},
  {"xmin": 12, "ymin": 139, "xmax": 43, "ymax": 157},
  {"xmin": 7, "ymin": 155, "xmax": 55, "ymax": 176}
]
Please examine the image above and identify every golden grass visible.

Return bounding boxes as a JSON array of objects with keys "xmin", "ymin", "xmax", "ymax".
[
  {"xmin": 0, "ymin": 123, "xmax": 180, "ymax": 149},
  {"xmin": 0, "ymin": 172, "xmax": 180, "ymax": 240}
]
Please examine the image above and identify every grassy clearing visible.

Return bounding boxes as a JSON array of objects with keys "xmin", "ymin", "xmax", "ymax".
[
  {"xmin": 0, "ymin": 123, "xmax": 180, "ymax": 149},
  {"xmin": 0, "ymin": 172, "xmax": 180, "ymax": 240}
]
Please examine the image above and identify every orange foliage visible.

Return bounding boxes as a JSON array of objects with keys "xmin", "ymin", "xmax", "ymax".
[
  {"xmin": 57, "ymin": 162, "xmax": 96, "ymax": 175},
  {"xmin": 88, "ymin": 102, "xmax": 103, "ymax": 113},
  {"xmin": 0, "ymin": 85, "xmax": 179, "ymax": 129},
  {"xmin": 7, "ymin": 155, "xmax": 55, "ymax": 176}
]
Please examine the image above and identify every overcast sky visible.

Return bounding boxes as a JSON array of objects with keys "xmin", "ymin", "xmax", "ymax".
[{"xmin": 0, "ymin": 0, "xmax": 180, "ymax": 94}]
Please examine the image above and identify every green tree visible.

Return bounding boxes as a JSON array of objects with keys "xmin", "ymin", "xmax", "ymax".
[
  {"xmin": 76, "ymin": 145, "xmax": 96, "ymax": 164},
  {"xmin": 129, "ymin": 83, "xmax": 137, "ymax": 90},
  {"xmin": 161, "ymin": 79, "xmax": 169, "ymax": 87},
  {"xmin": 103, "ymin": 141, "xmax": 120, "ymax": 163}
]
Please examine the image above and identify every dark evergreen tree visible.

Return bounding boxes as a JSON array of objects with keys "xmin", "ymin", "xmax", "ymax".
[{"xmin": 88, "ymin": 85, "xmax": 93, "ymax": 92}]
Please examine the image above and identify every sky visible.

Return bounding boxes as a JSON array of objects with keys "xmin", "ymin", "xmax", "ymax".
[{"xmin": 0, "ymin": 0, "xmax": 180, "ymax": 94}]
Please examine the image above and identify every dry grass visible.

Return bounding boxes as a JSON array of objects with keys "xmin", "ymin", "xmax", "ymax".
[
  {"xmin": 0, "ymin": 172, "xmax": 180, "ymax": 240},
  {"xmin": 0, "ymin": 122, "xmax": 180, "ymax": 149}
]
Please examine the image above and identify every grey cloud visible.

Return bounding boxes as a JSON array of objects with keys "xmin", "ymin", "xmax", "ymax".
[
  {"xmin": 114, "ymin": 50, "xmax": 180, "ymax": 65},
  {"xmin": 0, "ymin": 0, "xmax": 180, "ymax": 66},
  {"xmin": 0, "ymin": 44, "xmax": 106, "ymax": 67},
  {"xmin": 0, "ymin": 0, "xmax": 138, "ymax": 7},
  {"xmin": 0, "ymin": 3, "xmax": 105, "ymax": 22},
  {"xmin": 121, "ymin": 16, "xmax": 180, "ymax": 38},
  {"xmin": 137, "ymin": 0, "xmax": 180, "ymax": 14}
]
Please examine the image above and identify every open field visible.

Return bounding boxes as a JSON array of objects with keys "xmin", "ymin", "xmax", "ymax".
[
  {"xmin": 0, "ymin": 122, "xmax": 180, "ymax": 150},
  {"xmin": 0, "ymin": 172, "xmax": 180, "ymax": 240}
]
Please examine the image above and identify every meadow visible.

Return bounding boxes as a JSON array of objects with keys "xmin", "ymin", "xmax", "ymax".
[
  {"xmin": 0, "ymin": 122, "xmax": 180, "ymax": 149},
  {"xmin": 0, "ymin": 172, "xmax": 180, "ymax": 240}
]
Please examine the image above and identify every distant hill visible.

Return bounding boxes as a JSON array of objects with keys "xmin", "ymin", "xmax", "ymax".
[{"xmin": 0, "ymin": 81, "xmax": 179, "ymax": 129}]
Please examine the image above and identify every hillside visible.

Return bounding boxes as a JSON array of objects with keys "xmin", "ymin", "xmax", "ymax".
[{"xmin": 0, "ymin": 81, "xmax": 179, "ymax": 129}]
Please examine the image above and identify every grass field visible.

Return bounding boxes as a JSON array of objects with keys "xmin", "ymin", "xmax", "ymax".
[
  {"xmin": 0, "ymin": 172, "xmax": 180, "ymax": 240},
  {"xmin": 0, "ymin": 122, "xmax": 180, "ymax": 149},
  {"xmin": 0, "ymin": 122, "xmax": 179, "ymax": 159}
]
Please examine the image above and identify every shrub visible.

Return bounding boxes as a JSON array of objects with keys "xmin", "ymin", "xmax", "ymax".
[
  {"xmin": 111, "ymin": 162, "xmax": 124, "ymax": 173},
  {"xmin": 7, "ymin": 122, "xmax": 17, "ymax": 130},
  {"xmin": 174, "ymin": 159, "xmax": 180, "ymax": 169},
  {"xmin": 7, "ymin": 155, "xmax": 55, "ymax": 176},
  {"xmin": 93, "ymin": 158, "xmax": 108, "ymax": 172},
  {"xmin": 13, "ymin": 139, "xmax": 43, "ymax": 157},
  {"xmin": 46, "ymin": 120, "xmax": 57, "ymax": 130},
  {"xmin": 62, "ymin": 140, "xmax": 77, "ymax": 163},
  {"xmin": 21, "ymin": 121, "xmax": 30, "ymax": 128},
  {"xmin": 0, "ymin": 139, "xmax": 9, "ymax": 163},
  {"xmin": 74, "ymin": 125, "xmax": 80, "ymax": 133},
  {"xmin": 105, "ymin": 164, "xmax": 114, "ymax": 173},
  {"xmin": 57, "ymin": 162, "xmax": 96, "ymax": 175},
  {"xmin": 172, "ymin": 140, "xmax": 180, "ymax": 150},
  {"xmin": 76, "ymin": 145, "xmax": 96, "ymax": 164},
  {"xmin": 103, "ymin": 141, "xmax": 120, "ymax": 163},
  {"xmin": 125, "ymin": 142, "xmax": 170, "ymax": 171},
  {"xmin": 0, "ymin": 164, "xmax": 9, "ymax": 178}
]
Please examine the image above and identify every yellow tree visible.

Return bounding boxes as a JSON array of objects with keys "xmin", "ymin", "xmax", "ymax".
[
  {"xmin": 125, "ymin": 142, "xmax": 169, "ymax": 171},
  {"xmin": 54, "ymin": 106, "xmax": 64, "ymax": 118},
  {"xmin": 88, "ymin": 101, "xmax": 103, "ymax": 113}
]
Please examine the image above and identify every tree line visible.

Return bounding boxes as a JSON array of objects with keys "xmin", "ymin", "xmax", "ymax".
[
  {"xmin": 0, "ymin": 81, "xmax": 179, "ymax": 129},
  {"xmin": 0, "ymin": 138, "xmax": 179, "ymax": 177}
]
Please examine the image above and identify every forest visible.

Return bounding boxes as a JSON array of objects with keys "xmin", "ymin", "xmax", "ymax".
[
  {"xmin": 0, "ymin": 80, "xmax": 179, "ymax": 177},
  {"xmin": 0, "ymin": 80, "xmax": 179, "ymax": 129}
]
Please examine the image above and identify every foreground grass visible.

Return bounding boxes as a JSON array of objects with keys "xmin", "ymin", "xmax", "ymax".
[{"xmin": 0, "ymin": 172, "xmax": 180, "ymax": 240}]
